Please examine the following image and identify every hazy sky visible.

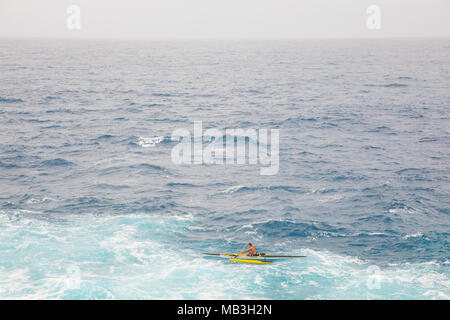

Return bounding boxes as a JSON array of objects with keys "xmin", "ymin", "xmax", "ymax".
[{"xmin": 1, "ymin": 0, "xmax": 449, "ymax": 39}]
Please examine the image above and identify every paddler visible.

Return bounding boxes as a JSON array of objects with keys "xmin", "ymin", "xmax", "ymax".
[{"xmin": 240, "ymin": 242, "xmax": 258, "ymax": 256}]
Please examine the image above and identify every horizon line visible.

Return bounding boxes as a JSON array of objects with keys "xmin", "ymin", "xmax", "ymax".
[{"xmin": 1, "ymin": 35, "xmax": 450, "ymax": 41}]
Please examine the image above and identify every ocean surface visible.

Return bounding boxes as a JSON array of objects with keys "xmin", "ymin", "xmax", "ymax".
[{"xmin": 0, "ymin": 38, "xmax": 449, "ymax": 299}]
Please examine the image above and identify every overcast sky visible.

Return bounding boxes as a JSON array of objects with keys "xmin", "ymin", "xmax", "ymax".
[{"xmin": 1, "ymin": 0, "xmax": 449, "ymax": 39}]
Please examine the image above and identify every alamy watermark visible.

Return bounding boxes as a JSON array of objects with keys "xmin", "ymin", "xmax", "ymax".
[
  {"xmin": 66, "ymin": 5, "xmax": 81, "ymax": 30},
  {"xmin": 171, "ymin": 121, "xmax": 279, "ymax": 175},
  {"xmin": 65, "ymin": 265, "xmax": 81, "ymax": 290},
  {"xmin": 366, "ymin": 5, "xmax": 381, "ymax": 30},
  {"xmin": 366, "ymin": 265, "xmax": 383, "ymax": 289}
]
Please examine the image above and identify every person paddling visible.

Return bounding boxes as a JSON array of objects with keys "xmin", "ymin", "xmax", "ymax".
[{"xmin": 240, "ymin": 242, "xmax": 258, "ymax": 256}]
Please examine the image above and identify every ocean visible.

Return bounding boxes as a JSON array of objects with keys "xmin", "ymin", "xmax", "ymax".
[{"xmin": 0, "ymin": 38, "xmax": 449, "ymax": 299}]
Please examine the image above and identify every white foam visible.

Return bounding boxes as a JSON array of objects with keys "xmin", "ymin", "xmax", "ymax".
[
  {"xmin": 137, "ymin": 136, "xmax": 164, "ymax": 148},
  {"xmin": 221, "ymin": 185, "xmax": 245, "ymax": 193},
  {"xmin": 402, "ymin": 232, "xmax": 424, "ymax": 239},
  {"xmin": 26, "ymin": 197, "xmax": 55, "ymax": 204}
]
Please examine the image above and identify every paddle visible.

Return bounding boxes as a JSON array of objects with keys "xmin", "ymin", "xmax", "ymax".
[{"xmin": 239, "ymin": 243, "xmax": 247, "ymax": 255}]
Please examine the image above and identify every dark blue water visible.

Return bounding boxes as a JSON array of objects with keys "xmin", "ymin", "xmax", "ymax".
[{"xmin": 0, "ymin": 39, "xmax": 449, "ymax": 299}]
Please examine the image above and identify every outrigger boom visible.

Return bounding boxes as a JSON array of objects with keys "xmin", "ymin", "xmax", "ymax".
[{"xmin": 203, "ymin": 253, "xmax": 306, "ymax": 264}]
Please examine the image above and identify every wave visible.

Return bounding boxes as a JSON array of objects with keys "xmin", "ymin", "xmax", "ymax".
[
  {"xmin": 95, "ymin": 134, "xmax": 114, "ymax": 140},
  {"xmin": 418, "ymin": 137, "xmax": 438, "ymax": 143},
  {"xmin": 166, "ymin": 182, "xmax": 198, "ymax": 188},
  {"xmin": 95, "ymin": 183, "xmax": 130, "ymax": 190},
  {"xmin": 365, "ymin": 83, "xmax": 409, "ymax": 88},
  {"xmin": 311, "ymin": 188, "xmax": 338, "ymax": 194},
  {"xmin": 0, "ymin": 161, "xmax": 20, "ymax": 168},
  {"xmin": 152, "ymin": 92, "xmax": 175, "ymax": 97},
  {"xmin": 250, "ymin": 220, "xmax": 347, "ymax": 238},
  {"xmin": 129, "ymin": 163, "xmax": 167, "ymax": 172},
  {"xmin": 0, "ymin": 97, "xmax": 23, "ymax": 103},
  {"xmin": 221, "ymin": 185, "xmax": 305, "ymax": 194},
  {"xmin": 39, "ymin": 158, "xmax": 74, "ymax": 167}
]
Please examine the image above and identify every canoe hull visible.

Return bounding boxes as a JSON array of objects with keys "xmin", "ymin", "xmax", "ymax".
[
  {"xmin": 204, "ymin": 253, "xmax": 291, "ymax": 264},
  {"xmin": 229, "ymin": 258, "xmax": 272, "ymax": 264}
]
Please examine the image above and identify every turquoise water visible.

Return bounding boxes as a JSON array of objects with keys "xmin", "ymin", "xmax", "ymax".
[
  {"xmin": 0, "ymin": 39, "xmax": 449, "ymax": 299},
  {"xmin": 0, "ymin": 212, "xmax": 448, "ymax": 299}
]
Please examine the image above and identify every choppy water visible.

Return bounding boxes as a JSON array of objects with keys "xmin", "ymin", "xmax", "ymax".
[{"xmin": 0, "ymin": 39, "xmax": 449, "ymax": 299}]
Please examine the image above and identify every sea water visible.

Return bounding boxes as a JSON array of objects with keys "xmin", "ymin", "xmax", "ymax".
[{"xmin": 0, "ymin": 39, "xmax": 449, "ymax": 299}]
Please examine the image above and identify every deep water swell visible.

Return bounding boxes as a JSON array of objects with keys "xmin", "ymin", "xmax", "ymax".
[{"xmin": 0, "ymin": 39, "xmax": 449, "ymax": 299}]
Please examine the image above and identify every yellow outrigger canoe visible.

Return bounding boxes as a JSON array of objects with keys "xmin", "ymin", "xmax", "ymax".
[{"xmin": 203, "ymin": 253, "xmax": 306, "ymax": 264}]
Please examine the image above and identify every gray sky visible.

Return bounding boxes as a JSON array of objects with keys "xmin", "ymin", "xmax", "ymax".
[{"xmin": 1, "ymin": 0, "xmax": 449, "ymax": 39}]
